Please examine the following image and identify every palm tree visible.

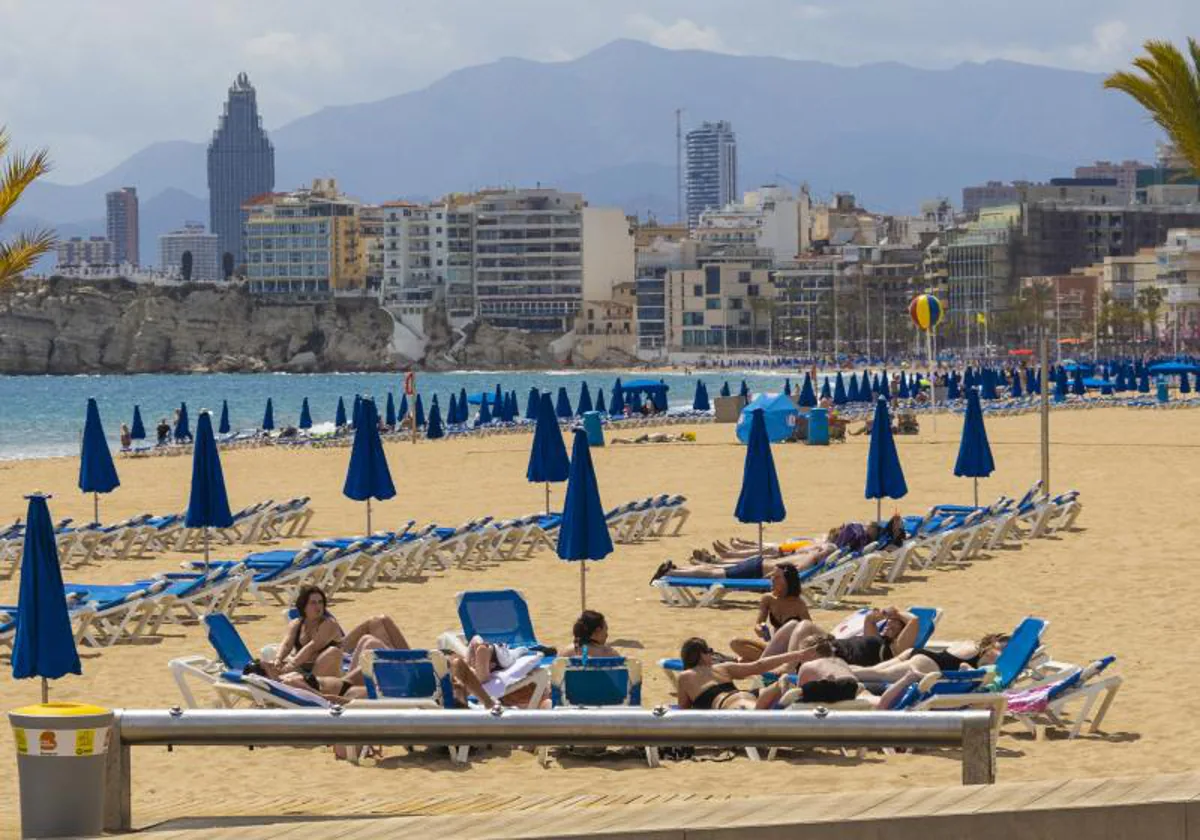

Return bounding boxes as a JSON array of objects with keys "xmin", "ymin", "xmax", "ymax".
[
  {"xmin": 1137, "ymin": 286, "xmax": 1167, "ymax": 345},
  {"xmin": 1104, "ymin": 38, "xmax": 1200, "ymax": 175},
  {"xmin": 0, "ymin": 127, "xmax": 55, "ymax": 286}
]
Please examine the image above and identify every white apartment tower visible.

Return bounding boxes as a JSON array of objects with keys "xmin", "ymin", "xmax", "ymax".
[{"xmin": 686, "ymin": 120, "xmax": 738, "ymax": 229}]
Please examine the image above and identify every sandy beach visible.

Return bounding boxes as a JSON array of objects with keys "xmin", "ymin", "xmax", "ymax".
[{"xmin": 0, "ymin": 405, "xmax": 1194, "ymax": 834}]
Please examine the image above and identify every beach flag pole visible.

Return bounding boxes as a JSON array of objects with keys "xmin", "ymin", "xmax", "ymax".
[{"xmin": 1039, "ymin": 319, "xmax": 1051, "ymax": 496}]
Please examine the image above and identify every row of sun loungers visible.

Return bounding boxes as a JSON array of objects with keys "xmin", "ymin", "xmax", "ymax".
[
  {"xmin": 653, "ymin": 482, "xmax": 1082, "ymax": 610},
  {"xmin": 0, "ymin": 498, "xmax": 314, "ymax": 578}
]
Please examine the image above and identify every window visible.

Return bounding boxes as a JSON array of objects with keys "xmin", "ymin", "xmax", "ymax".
[
  {"xmin": 728, "ymin": 298, "xmax": 743, "ymax": 310},
  {"xmin": 705, "ymin": 265, "xmax": 721, "ymax": 294},
  {"xmin": 739, "ymin": 271, "xmax": 751, "ymax": 283},
  {"xmin": 683, "ymin": 312, "xmax": 704, "ymax": 326},
  {"xmin": 693, "ymin": 284, "xmax": 703, "ymax": 297},
  {"xmin": 706, "ymin": 298, "xmax": 721, "ymax": 310},
  {"xmin": 748, "ymin": 285, "xmax": 759, "ymax": 297}
]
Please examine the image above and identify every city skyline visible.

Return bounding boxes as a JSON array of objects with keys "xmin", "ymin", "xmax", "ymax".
[{"xmin": 3, "ymin": 1, "xmax": 1199, "ymax": 184}]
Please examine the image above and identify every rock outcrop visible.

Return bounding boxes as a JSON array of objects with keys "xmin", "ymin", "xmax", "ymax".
[{"xmin": 0, "ymin": 277, "xmax": 396, "ymax": 374}]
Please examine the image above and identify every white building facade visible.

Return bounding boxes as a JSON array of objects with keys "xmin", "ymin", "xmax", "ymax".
[{"xmin": 159, "ymin": 223, "xmax": 220, "ymax": 281}]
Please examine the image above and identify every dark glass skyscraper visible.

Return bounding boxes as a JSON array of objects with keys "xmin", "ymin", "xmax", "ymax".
[{"xmin": 207, "ymin": 72, "xmax": 274, "ymax": 272}]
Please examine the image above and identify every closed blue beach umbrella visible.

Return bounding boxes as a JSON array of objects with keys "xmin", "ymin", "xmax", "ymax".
[
  {"xmin": 1025, "ymin": 367, "xmax": 1038, "ymax": 394},
  {"xmin": 898, "ymin": 373, "xmax": 911, "ymax": 400},
  {"xmin": 1182, "ymin": 371, "xmax": 1193, "ymax": 394},
  {"xmin": 578, "ymin": 382, "xmax": 593, "ymax": 415},
  {"xmin": 848, "ymin": 373, "xmax": 861, "ymax": 403},
  {"xmin": 525, "ymin": 388, "xmax": 540, "ymax": 421},
  {"xmin": 865, "ymin": 397, "xmax": 907, "ymax": 521},
  {"xmin": 833, "ymin": 372, "xmax": 847, "ymax": 405},
  {"xmin": 1139, "ymin": 368, "xmax": 1151, "ymax": 393},
  {"xmin": 343, "ymin": 398, "xmax": 395, "ymax": 534},
  {"xmin": 426, "ymin": 401, "xmax": 445, "ymax": 439},
  {"xmin": 720, "ymin": 382, "xmax": 731, "ymax": 398},
  {"xmin": 860, "ymin": 372, "xmax": 873, "ymax": 403},
  {"xmin": 954, "ymin": 388, "xmax": 995, "ymax": 506},
  {"xmin": 397, "ymin": 394, "xmax": 408, "ymax": 423},
  {"xmin": 335, "ymin": 396, "xmax": 348, "ymax": 428},
  {"xmin": 595, "ymin": 388, "xmax": 606, "ymax": 415},
  {"xmin": 1010, "ymin": 371, "xmax": 1023, "ymax": 399},
  {"xmin": 299, "ymin": 397, "xmax": 313, "ymax": 430},
  {"xmin": 1054, "ymin": 368, "xmax": 1068, "ymax": 402},
  {"xmin": 693, "ymin": 380, "xmax": 710, "ymax": 411},
  {"xmin": 385, "ymin": 393, "xmax": 396, "ymax": 428},
  {"xmin": 557, "ymin": 428, "xmax": 614, "ymax": 610},
  {"xmin": 784, "ymin": 378, "xmax": 792, "ymax": 396},
  {"xmin": 556, "ymin": 386, "xmax": 573, "ymax": 419},
  {"xmin": 654, "ymin": 384, "xmax": 669, "ymax": 412},
  {"xmin": 494, "ymin": 384, "xmax": 504, "ymax": 415},
  {"xmin": 414, "ymin": 394, "xmax": 426, "ymax": 428},
  {"xmin": 946, "ymin": 373, "xmax": 961, "ymax": 401},
  {"xmin": 217, "ymin": 400, "xmax": 230, "ymax": 435},
  {"xmin": 448, "ymin": 394, "xmax": 459, "ymax": 426},
  {"xmin": 262, "ymin": 398, "xmax": 275, "ymax": 431},
  {"xmin": 734, "ymin": 408, "xmax": 787, "ymax": 557},
  {"xmin": 1072, "ymin": 368, "xmax": 1086, "ymax": 396},
  {"xmin": 130, "ymin": 405, "xmax": 146, "ymax": 440},
  {"xmin": 174, "ymin": 402, "xmax": 192, "ymax": 442},
  {"xmin": 821, "ymin": 377, "xmax": 832, "ymax": 401},
  {"xmin": 528, "ymin": 392, "xmax": 571, "ymax": 513},
  {"xmin": 186, "ymin": 411, "xmax": 233, "ymax": 569},
  {"xmin": 79, "ymin": 397, "xmax": 120, "ymax": 524},
  {"xmin": 798, "ymin": 374, "xmax": 817, "ymax": 408},
  {"xmin": 353, "ymin": 395, "xmax": 363, "ymax": 427},
  {"xmin": 12, "ymin": 493, "xmax": 82, "ymax": 701},
  {"xmin": 740, "ymin": 380, "xmax": 750, "ymax": 399},
  {"xmin": 609, "ymin": 380, "xmax": 625, "ymax": 415},
  {"xmin": 476, "ymin": 394, "xmax": 493, "ymax": 426}
]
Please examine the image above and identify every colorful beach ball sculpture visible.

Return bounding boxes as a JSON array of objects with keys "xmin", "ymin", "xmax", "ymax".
[{"xmin": 909, "ymin": 294, "xmax": 944, "ymax": 332}]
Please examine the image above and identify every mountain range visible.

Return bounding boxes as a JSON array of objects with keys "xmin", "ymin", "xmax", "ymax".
[{"xmin": 7, "ymin": 39, "xmax": 1160, "ymax": 268}]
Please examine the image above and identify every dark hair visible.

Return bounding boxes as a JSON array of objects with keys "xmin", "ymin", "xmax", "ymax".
[
  {"xmin": 573, "ymin": 610, "xmax": 606, "ymax": 648},
  {"xmin": 808, "ymin": 634, "xmax": 835, "ymax": 659},
  {"xmin": 775, "ymin": 563, "xmax": 802, "ymax": 598},
  {"xmin": 294, "ymin": 585, "xmax": 328, "ymax": 619},
  {"xmin": 681, "ymin": 637, "xmax": 712, "ymax": 669}
]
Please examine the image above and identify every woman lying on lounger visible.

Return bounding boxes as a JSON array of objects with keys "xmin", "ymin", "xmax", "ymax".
[
  {"xmin": 728, "ymin": 565, "xmax": 811, "ymax": 661},
  {"xmin": 676, "ymin": 637, "xmax": 810, "ymax": 710},
  {"xmin": 269, "ymin": 585, "xmax": 410, "ymax": 698},
  {"xmin": 445, "ymin": 636, "xmax": 555, "ymax": 709},
  {"xmin": 848, "ymin": 632, "xmax": 1010, "ymax": 684},
  {"xmin": 771, "ymin": 606, "xmax": 924, "ymax": 667}
]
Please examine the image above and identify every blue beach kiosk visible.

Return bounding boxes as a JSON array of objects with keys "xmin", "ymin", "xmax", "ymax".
[{"xmin": 735, "ymin": 393, "xmax": 798, "ymax": 444}]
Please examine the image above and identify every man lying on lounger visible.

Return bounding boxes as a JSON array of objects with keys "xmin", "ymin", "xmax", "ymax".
[{"xmin": 754, "ymin": 636, "xmax": 923, "ymax": 709}]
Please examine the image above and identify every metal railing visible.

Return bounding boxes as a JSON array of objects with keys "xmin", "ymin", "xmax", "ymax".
[{"xmin": 103, "ymin": 706, "xmax": 995, "ymax": 831}]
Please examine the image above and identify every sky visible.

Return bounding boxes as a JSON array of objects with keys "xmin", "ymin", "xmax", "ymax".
[{"xmin": 2, "ymin": 0, "xmax": 1198, "ymax": 183}]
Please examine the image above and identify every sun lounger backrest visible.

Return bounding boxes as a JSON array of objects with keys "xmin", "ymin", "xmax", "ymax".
[
  {"xmin": 204, "ymin": 614, "xmax": 253, "ymax": 671},
  {"xmin": 909, "ymin": 607, "xmax": 942, "ymax": 649},
  {"xmin": 457, "ymin": 589, "xmax": 539, "ymax": 648},
  {"xmin": 363, "ymin": 649, "xmax": 454, "ymax": 705},
  {"xmin": 553, "ymin": 657, "xmax": 639, "ymax": 707},
  {"xmin": 993, "ymin": 616, "xmax": 1047, "ymax": 690}
]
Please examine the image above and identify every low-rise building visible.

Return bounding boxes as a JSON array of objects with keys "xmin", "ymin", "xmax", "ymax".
[
  {"xmin": 159, "ymin": 223, "xmax": 220, "ymax": 281},
  {"xmin": 56, "ymin": 236, "xmax": 114, "ymax": 270},
  {"xmin": 573, "ymin": 281, "xmax": 637, "ymax": 362}
]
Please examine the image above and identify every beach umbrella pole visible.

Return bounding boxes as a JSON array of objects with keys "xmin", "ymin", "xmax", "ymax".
[
  {"xmin": 974, "ymin": 477, "xmax": 979, "ymax": 509},
  {"xmin": 758, "ymin": 522, "xmax": 764, "ymax": 560},
  {"xmin": 367, "ymin": 499, "xmax": 372, "ymax": 535},
  {"xmin": 41, "ymin": 677, "xmax": 48, "ymax": 704},
  {"xmin": 876, "ymin": 498, "xmax": 882, "ymax": 524},
  {"xmin": 545, "ymin": 482, "xmax": 551, "ymax": 517},
  {"xmin": 580, "ymin": 561, "xmax": 587, "ymax": 611},
  {"xmin": 93, "ymin": 492, "xmax": 99, "ymax": 526},
  {"xmin": 203, "ymin": 527, "xmax": 210, "ymax": 573}
]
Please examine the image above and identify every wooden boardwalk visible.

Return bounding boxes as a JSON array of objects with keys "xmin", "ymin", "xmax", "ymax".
[{"xmin": 139, "ymin": 771, "xmax": 1200, "ymax": 839}]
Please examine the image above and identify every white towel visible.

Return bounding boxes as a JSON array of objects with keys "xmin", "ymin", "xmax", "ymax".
[{"xmin": 482, "ymin": 653, "xmax": 542, "ymax": 698}]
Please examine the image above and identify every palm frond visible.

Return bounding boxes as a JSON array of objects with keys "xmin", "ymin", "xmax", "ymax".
[
  {"xmin": 0, "ymin": 228, "xmax": 55, "ymax": 286},
  {"xmin": 1104, "ymin": 39, "xmax": 1200, "ymax": 175},
  {"xmin": 0, "ymin": 147, "xmax": 51, "ymax": 224}
]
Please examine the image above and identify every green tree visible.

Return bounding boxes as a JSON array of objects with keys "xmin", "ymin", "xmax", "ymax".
[
  {"xmin": 1104, "ymin": 38, "xmax": 1200, "ymax": 175},
  {"xmin": 1137, "ymin": 286, "xmax": 1166, "ymax": 345},
  {"xmin": 0, "ymin": 127, "xmax": 55, "ymax": 286}
]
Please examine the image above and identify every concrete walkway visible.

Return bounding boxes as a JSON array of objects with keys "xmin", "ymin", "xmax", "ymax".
[{"xmin": 140, "ymin": 771, "xmax": 1200, "ymax": 839}]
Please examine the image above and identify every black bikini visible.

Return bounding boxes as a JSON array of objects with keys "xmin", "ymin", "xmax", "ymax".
[
  {"xmin": 912, "ymin": 647, "xmax": 980, "ymax": 672},
  {"xmin": 800, "ymin": 679, "xmax": 860, "ymax": 704},
  {"xmin": 692, "ymin": 682, "xmax": 738, "ymax": 710}
]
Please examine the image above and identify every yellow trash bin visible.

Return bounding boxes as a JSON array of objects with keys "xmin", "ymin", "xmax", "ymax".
[{"xmin": 9, "ymin": 702, "xmax": 113, "ymax": 838}]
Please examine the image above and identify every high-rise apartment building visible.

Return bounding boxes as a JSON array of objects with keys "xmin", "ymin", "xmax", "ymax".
[
  {"xmin": 159, "ymin": 223, "xmax": 220, "ymax": 281},
  {"xmin": 243, "ymin": 178, "xmax": 364, "ymax": 296},
  {"xmin": 207, "ymin": 72, "xmax": 275, "ymax": 272},
  {"xmin": 106, "ymin": 187, "xmax": 139, "ymax": 266},
  {"xmin": 1074, "ymin": 160, "xmax": 1152, "ymax": 197},
  {"xmin": 686, "ymin": 121, "xmax": 737, "ymax": 229}
]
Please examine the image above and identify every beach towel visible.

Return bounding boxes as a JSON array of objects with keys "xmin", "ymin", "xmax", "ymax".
[{"xmin": 482, "ymin": 652, "xmax": 543, "ymax": 698}]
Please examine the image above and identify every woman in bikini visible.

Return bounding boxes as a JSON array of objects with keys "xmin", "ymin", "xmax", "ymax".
[
  {"xmin": 563, "ymin": 610, "xmax": 620, "ymax": 659},
  {"xmin": 270, "ymin": 585, "xmax": 410, "ymax": 698},
  {"xmin": 849, "ymin": 632, "xmax": 1010, "ymax": 684},
  {"xmin": 728, "ymin": 564, "xmax": 811, "ymax": 661},
  {"xmin": 676, "ymin": 637, "xmax": 810, "ymax": 711}
]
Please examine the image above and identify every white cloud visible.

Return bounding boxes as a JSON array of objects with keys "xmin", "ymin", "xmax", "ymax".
[{"xmin": 624, "ymin": 13, "xmax": 731, "ymax": 52}]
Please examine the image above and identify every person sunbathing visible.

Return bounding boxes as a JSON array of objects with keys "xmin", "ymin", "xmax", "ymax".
[
  {"xmin": 676, "ymin": 637, "xmax": 810, "ymax": 710},
  {"xmin": 777, "ymin": 606, "xmax": 922, "ymax": 666},
  {"xmin": 755, "ymin": 636, "xmax": 922, "ymax": 709},
  {"xmin": 849, "ymin": 633, "xmax": 1010, "ymax": 684},
  {"xmin": 728, "ymin": 565, "xmax": 811, "ymax": 662},
  {"xmin": 272, "ymin": 585, "xmax": 410, "ymax": 697},
  {"xmin": 563, "ymin": 609, "xmax": 620, "ymax": 658},
  {"xmin": 447, "ymin": 636, "xmax": 552, "ymax": 709}
]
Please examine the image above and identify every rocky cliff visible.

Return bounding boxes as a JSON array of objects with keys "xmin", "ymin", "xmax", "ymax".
[{"xmin": 0, "ymin": 277, "xmax": 396, "ymax": 374}]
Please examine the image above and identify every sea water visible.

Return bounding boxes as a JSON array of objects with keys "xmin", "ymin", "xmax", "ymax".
[{"xmin": 0, "ymin": 369, "xmax": 806, "ymax": 461}]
